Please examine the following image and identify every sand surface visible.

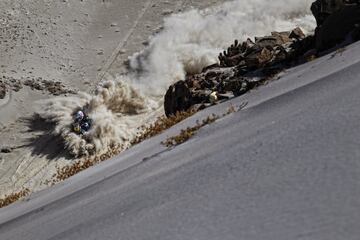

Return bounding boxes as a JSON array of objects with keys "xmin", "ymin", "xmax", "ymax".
[
  {"xmin": 1, "ymin": 40, "xmax": 359, "ymax": 240},
  {"xmin": 0, "ymin": 0, "xmax": 224, "ymax": 197}
]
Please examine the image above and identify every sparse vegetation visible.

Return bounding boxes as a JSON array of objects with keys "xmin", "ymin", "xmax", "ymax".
[
  {"xmin": 54, "ymin": 158, "xmax": 97, "ymax": 182},
  {"xmin": 54, "ymin": 145, "xmax": 123, "ymax": 182},
  {"xmin": 0, "ymin": 188, "xmax": 30, "ymax": 208},
  {"xmin": 162, "ymin": 104, "xmax": 246, "ymax": 147},
  {"xmin": 161, "ymin": 114, "xmax": 219, "ymax": 147},
  {"xmin": 130, "ymin": 109, "xmax": 197, "ymax": 145}
]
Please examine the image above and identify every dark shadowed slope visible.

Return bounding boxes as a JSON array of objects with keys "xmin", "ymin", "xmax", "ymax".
[{"xmin": 0, "ymin": 41, "xmax": 360, "ymax": 240}]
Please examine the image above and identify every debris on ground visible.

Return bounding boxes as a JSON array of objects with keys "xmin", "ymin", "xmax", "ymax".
[
  {"xmin": 164, "ymin": 0, "xmax": 360, "ymax": 116},
  {"xmin": 0, "ymin": 75, "xmax": 77, "ymax": 97}
]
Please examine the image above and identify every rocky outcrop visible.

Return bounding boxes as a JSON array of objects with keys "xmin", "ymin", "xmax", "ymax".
[
  {"xmin": 312, "ymin": 0, "xmax": 360, "ymax": 51},
  {"xmin": 164, "ymin": 28, "xmax": 310, "ymax": 116},
  {"xmin": 164, "ymin": 0, "xmax": 360, "ymax": 117}
]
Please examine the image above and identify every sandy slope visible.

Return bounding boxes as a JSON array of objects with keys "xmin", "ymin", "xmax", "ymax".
[
  {"xmin": 1, "ymin": 40, "xmax": 359, "ymax": 240},
  {"xmin": 0, "ymin": 0, "xmax": 225, "ymax": 197}
]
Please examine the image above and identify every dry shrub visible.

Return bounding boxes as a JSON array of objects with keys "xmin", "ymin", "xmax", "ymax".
[
  {"xmin": 0, "ymin": 188, "xmax": 30, "ymax": 208},
  {"xmin": 54, "ymin": 145, "xmax": 124, "ymax": 182},
  {"xmin": 161, "ymin": 114, "xmax": 219, "ymax": 147},
  {"xmin": 54, "ymin": 159, "xmax": 96, "ymax": 182},
  {"xmin": 130, "ymin": 109, "xmax": 197, "ymax": 145},
  {"xmin": 162, "ymin": 103, "xmax": 247, "ymax": 147}
]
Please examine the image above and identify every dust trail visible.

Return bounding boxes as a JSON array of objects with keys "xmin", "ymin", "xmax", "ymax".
[{"xmin": 39, "ymin": 0, "xmax": 316, "ymax": 157}]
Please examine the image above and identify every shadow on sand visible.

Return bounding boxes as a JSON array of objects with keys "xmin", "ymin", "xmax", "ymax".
[{"xmin": 20, "ymin": 114, "xmax": 74, "ymax": 161}]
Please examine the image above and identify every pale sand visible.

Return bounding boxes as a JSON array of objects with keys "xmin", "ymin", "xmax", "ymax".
[{"xmin": 0, "ymin": 0, "xmax": 225, "ymax": 197}]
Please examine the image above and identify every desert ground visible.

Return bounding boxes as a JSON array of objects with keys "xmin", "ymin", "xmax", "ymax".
[
  {"xmin": 1, "ymin": 1, "xmax": 360, "ymax": 239},
  {"xmin": 0, "ymin": 0, "xmax": 225, "ymax": 197}
]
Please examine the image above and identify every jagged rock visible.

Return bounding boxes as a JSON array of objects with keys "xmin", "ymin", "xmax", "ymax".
[
  {"xmin": 289, "ymin": 27, "xmax": 306, "ymax": 40},
  {"xmin": 218, "ymin": 28, "xmax": 306, "ymax": 69},
  {"xmin": 243, "ymin": 38, "xmax": 256, "ymax": 50},
  {"xmin": 245, "ymin": 47, "xmax": 273, "ymax": 68},
  {"xmin": 272, "ymin": 45, "xmax": 289, "ymax": 63},
  {"xmin": 164, "ymin": 0, "xmax": 360, "ymax": 116},
  {"xmin": 271, "ymin": 31, "xmax": 293, "ymax": 44},
  {"xmin": 165, "ymin": 26, "xmax": 313, "ymax": 116},
  {"xmin": 254, "ymin": 36, "xmax": 279, "ymax": 49},
  {"xmin": 218, "ymin": 39, "xmax": 243, "ymax": 67}
]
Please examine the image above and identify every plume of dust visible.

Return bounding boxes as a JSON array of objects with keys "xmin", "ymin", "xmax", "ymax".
[
  {"xmin": 39, "ymin": 0, "xmax": 316, "ymax": 158},
  {"xmin": 130, "ymin": 0, "xmax": 316, "ymax": 94},
  {"xmin": 39, "ymin": 80, "xmax": 157, "ymax": 157}
]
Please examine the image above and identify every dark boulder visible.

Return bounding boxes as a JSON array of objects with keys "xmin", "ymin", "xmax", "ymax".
[
  {"xmin": 311, "ymin": 0, "xmax": 345, "ymax": 26},
  {"xmin": 164, "ymin": 81, "xmax": 193, "ymax": 117},
  {"xmin": 315, "ymin": 4, "xmax": 360, "ymax": 51}
]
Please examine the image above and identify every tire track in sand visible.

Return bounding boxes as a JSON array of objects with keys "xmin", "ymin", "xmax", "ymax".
[{"xmin": 97, "ymin": 0, "xmax": 154, "ymax": 82}]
